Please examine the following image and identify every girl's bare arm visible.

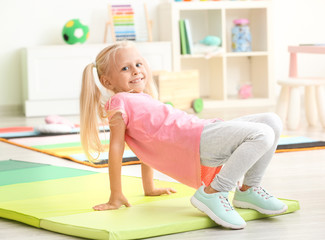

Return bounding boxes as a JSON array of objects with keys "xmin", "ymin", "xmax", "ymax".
[
  {"xmin": 141, "ymin": 163, "xmax": 177, "ymax": 196},
  {"xmin": 93, "ymin": 112, "xmax": 130, "ymax": 210}
]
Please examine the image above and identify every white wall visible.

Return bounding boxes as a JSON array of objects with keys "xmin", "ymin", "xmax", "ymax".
[
  {"xmin": 273, "ymin": 0, "xmax": 325, "ymax": 78},
  {"xmin": 0, "ymin": 0, "xmax": 325, "ymax": 113},
  {"xmin": 0, "ymin": 0, "xmax": 165, "ymax": 112}
]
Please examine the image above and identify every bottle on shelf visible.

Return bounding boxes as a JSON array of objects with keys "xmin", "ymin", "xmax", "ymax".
[{"xmin": 231, "ymin": 18, "xmax": 252, "ymax": 52}]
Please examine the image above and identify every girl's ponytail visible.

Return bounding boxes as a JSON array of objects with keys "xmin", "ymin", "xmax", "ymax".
[{"xmin": 80, "ymin": 63, "xmax": 106, "ymax": 162}]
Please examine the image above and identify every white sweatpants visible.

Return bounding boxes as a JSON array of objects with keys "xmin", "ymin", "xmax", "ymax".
[{"xmin": 199, "ymin": 112, "xmax": 282, "ymax": 192}]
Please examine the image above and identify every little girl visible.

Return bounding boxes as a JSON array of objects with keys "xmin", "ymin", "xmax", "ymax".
[{"xmin": 80, "ymin": 41, "xmax": 287, "ymax": 230}]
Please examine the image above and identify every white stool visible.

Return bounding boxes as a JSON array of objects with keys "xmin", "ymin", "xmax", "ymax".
[{"xmin": 276, "ymin": 78, "xmax": 325, "ymax": 130}]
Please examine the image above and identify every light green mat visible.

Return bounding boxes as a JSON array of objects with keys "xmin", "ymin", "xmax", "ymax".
[
  {"xmin": 41, "ymin": 197, "xmax": 299, "ymax": 240},
  {"xmin": 0, "ymin": 160, "xmax": 300, "ymax": 239},
  {"xmin": 0, "ymin": 159, "xmax": 48, "ymax": 171},
  {"xmin": 0, "ymin": 160, "xmax": 96, "ymax": 186}
]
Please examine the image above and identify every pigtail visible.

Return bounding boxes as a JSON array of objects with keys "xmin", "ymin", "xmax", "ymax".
[{"xmin": 80, "ymin": 63, "xmax": 106, "ymax": 162}]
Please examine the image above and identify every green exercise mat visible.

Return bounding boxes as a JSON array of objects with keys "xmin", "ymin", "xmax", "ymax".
[
  {"xmin": 40, "ymin": 196, "xmax": 299, "ymax": 240},
  {"xmin": 0, "ymin": 160, "xmax": 300, "ymax": 239},
  {"xmin": 0, "ymin": 159, "xmax": 48, "ymax": 171},
  {"xmin": 0, "ymin": 160, "xmax": 96, "ymax": 186}
]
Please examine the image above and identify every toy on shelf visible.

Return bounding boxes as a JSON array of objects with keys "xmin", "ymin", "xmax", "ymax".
[
  {"xmin": 62, "ymin": 19, "xmax": 89, "ymax": 45},
  {"xmin": 153, "ymin": 70, "xmax": 204, "ymax": 113},
  {"xmin": 104, "ymin": 3, "xmax": 152, "ymax": 43},
  {"xmin": 192, "ymin": 35, "xmax": 223, "ymax": 58},
  {"xmin": 238, "ymin": 84, "xmax": 253, "ymax": 99},
  {"xmin": 232, "ymin": 18, "xmax": 252, "ymax": 52},
  {"xmin": 105, "ymin": 4, "xmax": 136, "ymax": 42},
  {"xmin": 200, "ymin": 36, "xmax": 221, "ymax": 46}
]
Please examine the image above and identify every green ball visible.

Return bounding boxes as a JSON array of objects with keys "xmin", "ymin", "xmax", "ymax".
[
  {"xmin": 164, "ymin": 101, "xmax": 174, "ymax": 107},
  {"xmin": 192, "ymin": 98, "xmax": 204, "ymax": 113},
  {"xmin": 62, "ymin": 19, "xmax": 89, "ymax": 45}
]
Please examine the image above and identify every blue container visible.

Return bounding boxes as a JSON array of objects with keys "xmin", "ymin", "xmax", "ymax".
[{"xmin": 231, "ymin": 19, "xmax": 252, "ymax": 52}]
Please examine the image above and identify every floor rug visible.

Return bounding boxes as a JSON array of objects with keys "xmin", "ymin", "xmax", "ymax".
[
  {"xmin": 1, "ymin": 126, "xmax": 325, "ymax": 168},
  {"xmin": 0, "ymin": 160, "xmax": 300, "ymax": 240},
  {"xmin": 276, "ymin": 135, "xmax": 325, "ymax": 153},
  {"xmin": 0, "ymin": 126, "xmax": 138, "ymax": 168}
]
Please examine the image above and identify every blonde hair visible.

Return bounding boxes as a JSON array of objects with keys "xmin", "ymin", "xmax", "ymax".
[{"xmin": 80, "ymin": 41, "xmax": 158, "ymax": 162}]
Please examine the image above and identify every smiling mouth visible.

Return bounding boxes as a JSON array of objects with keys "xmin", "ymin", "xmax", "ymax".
[{"xmin": 129, "ymin": 78, "xmax": 143, "ymax": 84}]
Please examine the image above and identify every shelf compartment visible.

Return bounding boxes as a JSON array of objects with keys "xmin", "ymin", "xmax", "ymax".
[
  {"xmin": 180, "ymin": 9, "xmax": 223, "ymax": 48},
  {"xmin": 159, "ymin": 1, "xmax": 273, "ymax": 109},
  {"xmin": 225, "ymin": 8, "xmax": 268, "ymax": 52},
  {"xmin": 226, "ymin": 55, "xmax": 269, "ymax": 100},
  {"xmin": 181, "ymin": 57, "xmax": 225, "ymax": 101}
]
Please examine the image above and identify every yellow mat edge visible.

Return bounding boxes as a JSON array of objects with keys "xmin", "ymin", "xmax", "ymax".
[
  {"xmin": 0, "ymin": 208, "xmax": 40, "ymax": 228},
  {"xmin": 39, "ymin": 197, "xmax": 300, "ymax": 240}
]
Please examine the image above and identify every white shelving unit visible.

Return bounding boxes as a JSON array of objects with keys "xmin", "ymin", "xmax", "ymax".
[
  {"xmin": 159, "ymin": 1, "xmax": 275, "ymax": 108},
  {"xmin": 22, "ymin": 42, "xmax": 172, "ymax": 116}
]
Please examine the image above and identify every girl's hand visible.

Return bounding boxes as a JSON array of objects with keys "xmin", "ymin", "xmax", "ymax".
[
  {"xmin": 145, "ymin": 187, "xmax": 177, "ymax": 196},
  {"xmin": 93, "ymin": 194, "xmax": 131, "ymax": 211},
  {"xmin": 141, "ymin": 164, "xmax": 177, "ymax": 197}
]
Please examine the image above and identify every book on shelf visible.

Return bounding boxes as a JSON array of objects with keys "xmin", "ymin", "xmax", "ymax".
[
  {"xmin": 179, "ymin": 20, "xmax": 187, "ymax": 55},
  {"xmin": 179, "ymin": 19, "xmax": 194, "ymax": 55},
  {"xmin": 184, "ymin": 19, "xmax": 193, "ymax": 54}
]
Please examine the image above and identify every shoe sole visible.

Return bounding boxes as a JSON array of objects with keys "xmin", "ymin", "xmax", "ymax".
[
  {"xmin": 233, "ymin": 200, "xmax": 288, "ymax": 215},
  {"xmin": 190, "ymin": 196, "xmax": 246, "ymax": 230}
]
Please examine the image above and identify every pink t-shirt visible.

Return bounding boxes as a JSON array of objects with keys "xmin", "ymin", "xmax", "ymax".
[{"xmin": 106, "ymin": 92, "xmax": 215, "ymax": 188}]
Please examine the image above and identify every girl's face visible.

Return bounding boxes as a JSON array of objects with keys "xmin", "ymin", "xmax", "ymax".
[{"xmin": 106, "ymin": 47, "xmax": 148, "ymax": 93}]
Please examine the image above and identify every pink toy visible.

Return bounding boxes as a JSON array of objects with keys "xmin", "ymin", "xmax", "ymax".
[
  {"xmin": 238, "ymin": 84, "xmax": 252, "ymax": 99},
  {"xmin": 45, "ymin": 115, "xmax": 74, "ymax": 128},
  {"xmin": 35, "ymin": 115, "xmax": 76, "ymax": 134}
]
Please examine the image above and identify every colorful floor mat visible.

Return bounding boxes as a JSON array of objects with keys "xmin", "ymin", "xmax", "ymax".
[
  {"xmin": 0, "ymin": 160, "xmax": 300, "ymax": 240},
  {"xmin": 0, "ymin": 126, "xmax": 138, "ymax": 168},
  {"xmin": 276, "ymin": 135, "xmax": 325, "ymax": 152},
  {"xmin": 1, "ymin": 127, "xmax": 325, "ymax": 168}
]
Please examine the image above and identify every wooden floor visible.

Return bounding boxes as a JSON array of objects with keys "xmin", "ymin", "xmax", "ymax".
[{"xmin": 1, "ymin": 107, "xmax": 325, "ymax": 240}]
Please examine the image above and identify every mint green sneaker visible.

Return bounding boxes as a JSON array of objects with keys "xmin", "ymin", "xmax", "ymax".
[
  {"xmin": 190, "ymin": 185, "xmax": 246, "ymax": 229},
  {"xmin": 233, "ymin": 186, "xmax": 288, "ymax": 215}
]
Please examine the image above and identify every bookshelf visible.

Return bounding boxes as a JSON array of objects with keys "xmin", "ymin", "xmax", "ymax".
[{"xmin": 159, "ymin": 1, "xmax": 275, "ymax": 108}]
